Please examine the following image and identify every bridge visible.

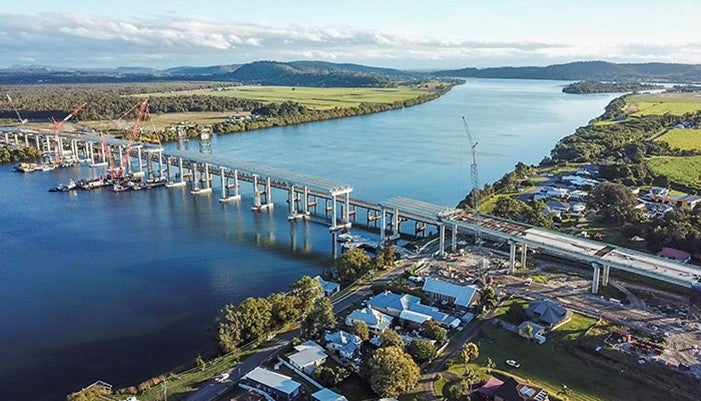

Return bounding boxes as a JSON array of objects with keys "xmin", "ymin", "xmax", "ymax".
[{"xmin": 4, "ymin": 128, "xmax": 701, "ymax": 293}]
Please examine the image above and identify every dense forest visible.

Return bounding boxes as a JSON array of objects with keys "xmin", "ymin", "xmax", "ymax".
[
  {"xmin": 435, "ymin": 61, "xmax": 701, "ymax": 82},
  {"xmin": 562, "ymin": 80, "xmax": 663, "ymax": 94},
  {"xmin": 0, "ymin": 145, "xmax": 42, "ymax": 163}
]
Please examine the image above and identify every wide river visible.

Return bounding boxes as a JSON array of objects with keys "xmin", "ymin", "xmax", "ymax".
[{"xmin": 0, "ymin": 79, "xmax": 618, "ymax": 401}]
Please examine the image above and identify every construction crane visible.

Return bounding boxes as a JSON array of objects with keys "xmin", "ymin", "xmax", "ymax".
[
  {"xmin": 120, "ymin": 98, "xmax": 149, "ymax": 172},
  {"xmin": 462, "ymin": 116, "xmax": 487, "ymax": 274},
  {"xmin": 51, "ymin": 102, "xmax": 88, "ymax": 163},
  {"xmin": 98, "ymin": 131, "xmax": 121, "ymax": 179},
  {"xmin": 6, "ymin": 94, "xmax": 28, "ymax": 124}
]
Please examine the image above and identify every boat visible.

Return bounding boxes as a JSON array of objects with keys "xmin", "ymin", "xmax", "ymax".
[
  {"xmin": 337, "ymin": 232, "xmax": 355, "ymax": 242},
  {"xmin": 16, "ymin": 162, "xmax": 40, "ymax": 173},
  {"xmin": 113, "ymin": 184, "xmax": 129, "ymax": 192},
  {"xmin": 48, "ymin": 180, "xmax": 77, "ymax": 192},
  {"xmin": 145, "ymin": 177, "xmax": 167, "ymax": 188},
  {"xmin": 77, "ymin": 178, "xmax": 109, "ymax": 190},
  {"xmin": 40, "ymin": 164, "xmax": 57, "ymax": 172}
]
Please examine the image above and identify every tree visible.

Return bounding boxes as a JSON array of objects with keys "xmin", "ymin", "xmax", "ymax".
[
  {"xmin": 422, "ymin": 319, "xmax": 447, "ymax": 342},
  {"xmin": 620, "ymin": 223, "xmax": 642, "ymax": 239},
  {"xmin": 312, "ymin": 365, "xmax": 350, "ymax": 387},
  {"xmin": 379, "ymin": 328, "xmax": 404, "ymax": 348},
  {"xmin": 67, "ymin": 385, "xmax": 112, "ymax": 401},
  {"xmin": 484, "ymin": 357, "xmax": 496, "ymax": 373},
  {"xmin": 506, "ymin": 301, "xmax": 527, "ymax": 323},
  {"xmin": 196, "ymin": 355, "xmax": 206, "ymax": 372},
  {"xmin": 492, "ymin": 197, "xmax": 530, "ymax": 220},
  {"xmin": 407, "ymin": 339, "xmax": 437, "ymax": 363},
  {"xmin": 217, "ymin": 297, "xmax": 272, "ymax": 351},
  {"xmin": 444, "ymin": 375, "xmax": 473, "ymax": 401},
  {"xmin": 268, "ymin": 292, "xmax": 299, "ymax": 327},
  {"xmin": 335, "ymin": 247, "xmax": 373, "ymax": 284},
  {"xmin": 588, "ymin": 182, "xmax": 642, "ymax": 224},
  {"xmin": 353, "ymin": 320, "xmax": 370, "ymax": 341},
  {"xmin": 302, "ymin": 297, "xmax": 336, "ymax": 339},
  {"xmin": 522, "ymin": 323, "xmax": 534, "ymax": 339},
  {"xmin": 460, "ymin": 342, "xmax": 479, "ymax": 365},
  {"xmin": 364, "ymin": 346, "xmax": 421, "ymax": 398},
  {"xmin": 289, "ymin": 275, "xmax": 323, "ymax": 315},
  {"xmin": 480, "ymin": 286, "xmax": 498, "ymax": 310},
  {"xmin": 375, "ymin": 243, "xmax": 397, "ymax": 268}
]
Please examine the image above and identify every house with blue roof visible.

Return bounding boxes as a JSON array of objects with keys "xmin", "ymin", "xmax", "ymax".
[
  {"xmin": 421, "ymin": 278, "xmax": 478, "ymax": 308},
  {"xmin": 367, "ymin": 291, "xmax": 461, "ymax": 329},
  {"xmin": 345, "ymin": 307, "xmax": 393, "ymax": 333},
  {"xmin": 324, "ymin": 330, "xmax": 362, "ymax": 359},
  {"xmin": 315, "ymin": 276, "xmax": 341, "ymax": 297},
  {"xmin": 240, "ymin": 367, "xmax": 302, "ymax": 401}
]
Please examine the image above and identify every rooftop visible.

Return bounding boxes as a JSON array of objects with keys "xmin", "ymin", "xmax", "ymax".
[
  {"xmin": 242, "ymin": 367, "xmax": 301, "ymax": 395},
  {"xmin": 422, "ymin": 277, "xmax": 478, "ymax": 307},
  {"xmin": 311, "ymin": 388, "xmax": 349, "ymax": 401},
  {"xmin": 527, "ymin": 300, "xmax": 568, "ymax": 325},
  {"xmin": 288, "ymin": 341, "xmax": 327, "ymax": 368}
]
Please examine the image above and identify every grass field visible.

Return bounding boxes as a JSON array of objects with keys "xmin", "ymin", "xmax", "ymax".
[
  {"xmin": 83, "ymin": 111, "xmax": 239, "ymax": 132},
  {"xmin": 647, "ymin": 156, "xmax": 701, "ymax": 190},
  {"xmin": 626, "ymin": 92, "xmax": 701, "ymax": 116},
  {"xmin": 440, "ymin": 313, "xmax": 686, "ymax": 401},
  {"xmin": 141, "ymin": 85, "xmax": 434, "ymax": 110},
  {"xmin": 656, "ymin": 128, "xmax": 701, "ymax": 151}
]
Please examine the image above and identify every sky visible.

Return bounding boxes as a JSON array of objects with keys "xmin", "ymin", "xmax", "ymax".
[{"xmin": 2, "ymin": 0, "xmax": 700, "ymax": 69}]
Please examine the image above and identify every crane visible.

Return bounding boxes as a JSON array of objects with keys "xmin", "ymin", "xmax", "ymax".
[
  {"xmin": 6, "ymin": 94, "xmax": 28, "ymax": 124},
  {"xmin": 462, "ymin": 116, "xmax": 487, "ymax": 274},
  {"xmin": 98, "ymin": 131, "xmax": 120, "ymax": 179},
  {"xmin": 120, "ymin": 98, "xmax": 149, "ymax": 172},
  {"xmin": 51, "ymin": 102, "xmax": 88, "ymax": 163}
]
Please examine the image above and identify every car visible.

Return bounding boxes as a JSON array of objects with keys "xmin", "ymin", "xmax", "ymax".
[
  {"xmin": 505, "ymin": 359, "xmax": 520, "ymax": 368},
  {"xmin": 215, "ymin": 372, "xmax": 230, "ymax": 383}
]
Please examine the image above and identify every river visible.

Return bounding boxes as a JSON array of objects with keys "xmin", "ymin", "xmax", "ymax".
[{"xmin": 0, "ymin": 79, "xmax": 618, "ymax": 401}]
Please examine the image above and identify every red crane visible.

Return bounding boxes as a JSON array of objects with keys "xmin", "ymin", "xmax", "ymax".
[
  {"xmin": 51, "ymin": 102, "xmax": 87, "ymax": 163},
  {"xmin": 98, "ymin": 132, "xmax": 121, "ymax": 179},
  {"xmin": 121, "ymin": 98, "xmax": 149, "ymax": 172}
]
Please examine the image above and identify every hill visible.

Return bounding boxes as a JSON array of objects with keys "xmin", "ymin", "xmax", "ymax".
[{"xmin": 435, "ymin": 61, "xmax": 701, "ymax": 82}]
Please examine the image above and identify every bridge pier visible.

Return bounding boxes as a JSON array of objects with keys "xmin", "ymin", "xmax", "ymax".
[
  {"xmin": 287, "ymin": 185, "xmax": 308, "ymax": 220},
  {"xmin": 137, "ymin": 147, "xmax": 144, "ymax": 173},
  {"xmin": 167, "ymin": 157, "xmax": 186, "ymax": 187},
  {"xmin": 451, "ymin": 223, "xmax": 458, "ymax": 251},
  {"xmin": 34, "ymin": 135, "xmax": 40, "ymax": 149},
  {"xmin": 414, "ymin": 221, "xmax": 426, "ymax": 237},
  {"xmin": 520, "ymin": 243, "xmax": 528, "ymax": 268},
  {"xmin": 508, "ymin": 240, "xmax": 516, "ymax": 274},
  {"xmin": 14, "ymin": 133, "xmax": 19, "ymax": 146},
  {"xmin": 251, "ymin": 175, "xmax": 273, "ymax": 211},
  {"xmin": 219, "ymin": 167, "xmax": 241, "ymax": 202},
  {"xmin": 302, "ymin": 186, "xmax": 309, "ymax": 215},
  {"xmin": 24, "ymin": 135, "xmax": 29, "ymax": 147},
  {"xmin": 438, "ymin": 224, "xmax": 446, "ymax": 258},
  {"xmin": 592, "ymin": 263, "xmax": 601, "ymax": 294},
  {"xmin": 601, "ymin": 264, "xmax": 610, "ymax": 286}
]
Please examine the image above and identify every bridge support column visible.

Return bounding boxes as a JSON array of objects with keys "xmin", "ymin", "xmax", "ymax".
[
  {"xmin": 34, "ymin": 135, "xmax": 40, "ymax": 149},
  {"xmin": 389, "ymin": 209, "xmax": 400, "ymax": 240},
  {"xmin": 331, "ymin": 194, "xmax": 338, "ymax": 229},
  {"xmin": 118, "ymin": 146, "xmax": 124, "ymax": 169},
  {"xmin": 165, "ymin": 157, "xmax": 186, "ymax": 188},
  {"xmin": 158, "ymin": 150, "xmax": 164, "ymax": 178},
  {"xmin": 592, "ymin": 263, "xmax": 601, "ymax": 294},
  {"xmin": 331, "ymin": 231, "xmax": 338, "ymax": 259},
  {"xmin": 438, "ymin": 224, "xmax": 446, "ymax": 258},
  {"xmin": 137, "ymin": 147, "xmax": 143, "ymax": 173},
  {"xmin": 4, "ymin": 132, "xmax": 8, "ymax": 143},
  {"xmin": 287, "ymin": 185, "xmax": 304, "ymax": 220},
  {"xmin": 451, "ymin": 223, "xmax": 458, "ymax": 251},
  {"xmin": 380, "ymin": 209, "xmax": 387, "ymax": 243},
  {"xmin": 24, "ymin": 135, "xmax": 29, "ymax": 147},
  {"xmin": 88, "ymin": 142, "xmax": 95, "ymax": 165},
  {"xmin": 252, "ymin": 175, "xmax": 261, "ymax": 209},
  {"xmin": 58, "ymin": 137, "xmax": 64, "ymax": 161},
  {"xmin": 508, "ymin": 241, "xmax": 516, "ymax": 275},
  {"xmin": 14, "ymin": 133, "xmax": 19, "ymax": 146},
  {"xmin": 166, "ymin": 157, "xmax": 173, "ymax": 184},
  {"xmin": 344, "ymin": 192, "xmax": 350, "ymax": 225},
  {"xmin": 601, "ymin": 264, "xmax": 610, "ymax": 286},
  {"xmin": 302, "ymin": 186, "xmax": 309, "ymax": 215},
  {"xmin": 190, "ymin": 162, "xmax": 200, "ymax": 193},
  {"xmin": 520, "ymin": 243, "xmax": 528, "ymax": 268},
  {"xmin": 219, "ymin": 167, "xmax": 240, "ymax": 202}
]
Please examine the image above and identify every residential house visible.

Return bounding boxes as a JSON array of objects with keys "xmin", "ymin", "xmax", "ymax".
[
  {"xmin": 568, "ymin": 189, "xmax": 589, "ymax": 201},
  {"xmin": 577, "ymin": 165, "xmax": 600, "ymax": 176},
  {"xmin": 526, "ymin": 300, "xmax": 570, "ymax": 329},
  {"xmin": 287, "ymin": 341, "xmax": 327, "ymax": 374},
  {"xmin": 367, "ymin": 291, "xmax": 461, "ymax": 328},
  {"xmin": 475, "ymin": 376, "xmax": 504, "ymax": 400},
  {"xmin": 311, "ymin": 389, "xmax": 349, "ymax": 401},
  {"xmin": 493, "ymin": 377, "xmax": 549, "ymax": 401},
  {"xmin": 345, "ymin": 307, "xmax": 393, "ymax": 333},
  {"xmin": 658, "ymin": 247, "xmax": 692, "ymax": 264},
  {"xmin": 315, "ymin": 276, "xmax": 341, "ymax": 297},
  {"xmin": 561, "ymin": 175, "xmax": 597, "ymax": 189},
  {"xmin": 533, "ymin": 186, "xmax": 569, "ymax": 200},
  {"xmin": 324, "ymin": 331, "xmax": 362, "ymax": 359},
  {"xmin": 544, "ymin": 200, "xmax": 570, "ymax": 216},
  {"xmin": 239, "ymin": 367, "xmax": 302, "ymax": 401},
  {"xmin": 421, "ymin": 277, "xmax": 479, "ymax": 308},
  {"xmin": 518, "ymin": 321, "xmax": 546, "ymax": 344}
]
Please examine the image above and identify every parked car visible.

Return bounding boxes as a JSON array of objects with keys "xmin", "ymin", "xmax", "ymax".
[
  {"xmin": 505, "ymin": 359, "xmax": 521, "ymax": 368},
  {"xmin": 215, "ymin": 372, "xmax": 230, "ymax": 383}
]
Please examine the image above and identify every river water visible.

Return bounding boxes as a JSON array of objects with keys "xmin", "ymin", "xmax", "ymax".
[{"xmin": 0, "ymin": 79, "xmax": 618, "ymax": 401}]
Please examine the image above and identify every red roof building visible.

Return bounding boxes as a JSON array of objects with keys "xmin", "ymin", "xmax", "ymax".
[{"xmin": 657, "ymin": 247, "xmax": 692, "ymax": 263}]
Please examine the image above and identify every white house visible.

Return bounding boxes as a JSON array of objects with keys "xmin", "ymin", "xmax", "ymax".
[
  {"xmin": 345, "ymin": 307, "xmax": 393, "ymax": 333},
  {"xmin": 315, "ymin": 276, "xmax": 341, "ymax": 297},
  {"xmin": 311, "ymin": 388, "xmax": 349, "ymax": 401},
  {"xmin": 367, "ymin": 291, "xmax": 461, "ymax": 328},
  {"xmin": 287, "ymin": 341, "xmax": 327, "ymax": 374},
  {"xmin": 518, "ymin": 321, "xmax": 546, "ymax": 344},
  {"xmin": 324, "ymin": 330, "xmax": 362, "ymax": 359},
  {"xmin": 421, "ymin": 277, "xmax": 478, "ymax": 308}
]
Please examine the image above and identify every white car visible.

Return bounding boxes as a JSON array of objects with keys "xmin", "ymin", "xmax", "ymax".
[
  {"xmin": 215, "ymin": 372, "xmax": 230, "ymax": 383},
  {"xmin": 505, "ymin": 359, "xmax": 521, "ymax": 368}
]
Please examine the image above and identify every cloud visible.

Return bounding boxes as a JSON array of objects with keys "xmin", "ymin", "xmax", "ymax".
[{"xmin": 0, "ymin": 13, "xmax": 698, "ymax": 68}]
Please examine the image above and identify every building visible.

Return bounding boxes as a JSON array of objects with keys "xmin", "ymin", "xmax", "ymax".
[
  {"xmin": 568, "ymin": 189, "xmax": 589, "ymax": 201},
  {"xmin": 239, "ymin": 367, "xmax": 302, "ymax": 401},
  {"xmin": 493, "ymin": 377, "xmax": 549, "ymax": 401},
  {"xmin": 367, "ymin": 291, "xmax": 461, "ymax": 328},
  {"xmin": 561, "ymin": 175, "xmax": 598, "ymax": 188},
  {"xmin": 345, "ymin": 307, "xmax": 393, "ymax": 333},
  {"xmin": 526, "ymin": 300, "xmax": 570, "ymax": 328},
  {"xmin": 544, "ymin": 200, "xmax": 570, "ymax": 215},
  {"xmin": 649, "ymin": 191, "xmax": 701, "ymax": 209},
  {"xmin": 324, "ymin": 330, "xmax": 362, "ymax": 359},
  {"xmin": 311, "ymin": 388, "xmax": 349, "ymax": 401},
  {"xmin": 315, "ymin": 276, "xmax": 341, "ymax": 297},
  {"xmin": 475, "ymin": 376, "xmax": 504, "ymax": 400},
  {"xmin": 658, "ymin": 247, "xmax": 692, "ymax": 263},
  {"xmin": 287, "ymin": 341, "xmax": 327, "ymax": 374},
  {"xmin": 518, "ymin": 321, "xmax": 546, "ymax": 344},
  {"xmin": 421, "ymin": 278, "xmax": 478, "ymax": 308}
]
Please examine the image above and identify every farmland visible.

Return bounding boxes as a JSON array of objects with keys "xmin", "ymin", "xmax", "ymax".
[
  {"xmin": 656, "ymin": 128, "xmax": 701, "ymax": 151},
  {"xmin": 625, "ymin": 92, "xmax": 701, "ymax": 116},
  {"xmin": 139, "ymin": 84, "xmax": 439, "ymax": 110},
  {"xmin": 647, "ymin": 156, "xmax": 701, "ymax": 190}
]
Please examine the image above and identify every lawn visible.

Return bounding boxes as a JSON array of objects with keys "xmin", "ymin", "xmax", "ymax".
[
  {"xmin": 646, "ymin": 156, "xmax": 701, "ymax": 190},
  {"xmin": 626, "ymin": 93, "xmax": 701, "ymax": 116},
  {"xmin": 83, "ymin": 111, "xmax": 237, "ymax": 132},
  {"xmin": 441, "ymin": 313, "xmax": 684, "ymax": 401},
  {"xmin": 656, "ymin": 128, "xmax": 701, "ymax": 151},
  {"xmin": 141, "ymin": 85, "xmax": 434, "ymax": 110}
]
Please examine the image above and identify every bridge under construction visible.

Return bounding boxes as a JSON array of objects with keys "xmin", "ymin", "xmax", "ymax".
[{"xmin": 3, "ymin": 128, "xmax": 700, "ymax": 293}]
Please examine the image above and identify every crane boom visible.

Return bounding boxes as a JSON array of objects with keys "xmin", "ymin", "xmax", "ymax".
[
  {"xmin": 51, "ymin": 102, "xmax": 88, "ymax": 163},
  {"xmin": 462, "ymin": 116, "xmax": 486, "ymax": 274},
  {"xmin": 6, "ymin": 94, "xmax": 28, "ymax": 124},
  {"xmin": 123, "ymin": 98, "xmax": 149, "ymax": 172}
]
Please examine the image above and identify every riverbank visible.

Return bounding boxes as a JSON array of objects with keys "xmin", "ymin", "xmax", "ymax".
[{"xmin": 0, "ymin": 144, "xmax": 42, "ymax": 163}]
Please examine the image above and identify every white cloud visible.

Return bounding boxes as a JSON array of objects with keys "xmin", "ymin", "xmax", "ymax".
[{"xmin": 0, "ymin": 12, "xmax": 699, "ymax": 69}]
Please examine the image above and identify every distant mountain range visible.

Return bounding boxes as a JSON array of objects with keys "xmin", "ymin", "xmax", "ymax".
[{"xmin": 2, "ymin": 60, "xmax": 701, "ymax": 86}]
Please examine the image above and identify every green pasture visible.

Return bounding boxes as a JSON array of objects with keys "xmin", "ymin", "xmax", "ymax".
[
  {"xmin": 656, "ymin": 128, "xmax": 701, "ymax": 151},
  {"xmin": 626, "ymin": 93, "xmax": 701, "ymax": 116},
  {"xmin": 647, "ymin": 156, "xmax": 701, "ymax": 190}
]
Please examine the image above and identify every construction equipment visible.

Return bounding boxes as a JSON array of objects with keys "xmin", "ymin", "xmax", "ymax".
[
  {"xmin": 6, "ymin": 94, "xmax": 28, "ymax": 124},
  {"xmin": 51, "ymin": 102, "xmax": 88, "ymax": 163},
  {"xmin": 462, "ymin": 116, "xmax": 487, "ymax": 273},
  {"xmin": 120, "ymin": 98, "xmax": 149, "ymax": 172}
]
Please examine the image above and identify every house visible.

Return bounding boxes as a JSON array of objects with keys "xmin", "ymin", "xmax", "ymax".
[
  {"xmin": 568, "ymin": 189, "xmax": 589, "ymax": 201},
  {"xmin": 545, "ymin": 200, "xmax": 570, "ymax": 214},
  {"xmin": 493, "ymin": 377, "xmax": 549, "ymax": 401},
  {"xmin": 526, "ymin": 300, "xmax": 570, "ymax": 328},
  {"xmin": 399, "ymin": 310, "xmax": 432, "ymax": 328},
  {"xmin": 648, "ymin": 187, "xmax": 670, "ymax": 198},
  {"xmin": 535, "ymin": 186, "xmax": 569, "ymax": 199},
  {"xmin": 561, "ymin": 175, "xmax": 597, "ymax": 189},
  {"xmin": 475, "ymin": 376, "xmax": 504, "ymax": 400},
  {"xmin": 324, "ymin": 331, "xmax": 361, "ymax": 359},
  {"xmin": 345, "ymin": 307, "xmax": 393, "ymax": 333},
  {"xmin": 421, "ymin": 277, "xmax": 479, "ymax": 308},
  {"xmin": 367, "ymin": 291, "xmax": 461, "ymax": 328},
  {"xmin": 315, "ymin": 276, "xmax": 341, "ymax": 297},
  {"xmin": 239, "ymin": 367, "xmax": 302, "ymax": 401},
  {"xmin": 311, "ymin": 389, "xmax": 349, "ymax": 401},
  {"xmin": 287, "ymin": 341, "xmax": 327, "ymax": 374},
  {"xmin": 577, "ymin": 165, "xmax": 600, "ymax": 176},
  {"xmin": 658, "ymin": 247, "xmax": 692, "ymax": 263},
  {"xmin": 518, "ymin": 321, "xmax": 546, "ymax": 344}
]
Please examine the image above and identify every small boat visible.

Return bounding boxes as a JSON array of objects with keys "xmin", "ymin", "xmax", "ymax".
[
  {"xmin": 337, "ymin": 233, "xmax": 355, "ymax": 242},
  {"xmin": 113, "ymin": 184, "xmax": 128, "ymax": 192},
  {"xmin": 48, "ymin": 180, "xmax": 77, "ymax": 192},
  {"xmin": 40, "ymin": 164, "xmax": 57, "ymax": 172},
  {"xmin": 16, "ymin": 162, "xmax": 40, "ymax": 172}
]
